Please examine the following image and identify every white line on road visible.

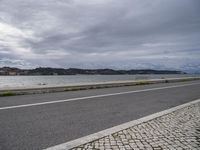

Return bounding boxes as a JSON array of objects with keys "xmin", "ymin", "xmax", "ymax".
[{"xmin": 0, "ymin": 82, "xmax": 199, "ymax": 110}]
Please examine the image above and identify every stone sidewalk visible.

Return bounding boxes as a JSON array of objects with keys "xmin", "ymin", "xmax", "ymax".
[{"xmin": 71, "ymin": 102, "xmax": 200, "ymax": 150}]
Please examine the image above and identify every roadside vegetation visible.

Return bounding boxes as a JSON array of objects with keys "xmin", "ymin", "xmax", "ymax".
[{"xmin": 0, "ymin": 91, "xmax": 16, "ymax": 97}]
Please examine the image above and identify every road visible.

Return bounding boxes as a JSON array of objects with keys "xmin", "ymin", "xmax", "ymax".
[{"xmin": 0, "ymin": 80, "xmax": 200, "ymax": 150}]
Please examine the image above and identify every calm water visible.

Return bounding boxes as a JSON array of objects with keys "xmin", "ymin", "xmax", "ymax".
[{"xmin": 0, "ymin": 74, "xmax": 198, "ymax": 89}]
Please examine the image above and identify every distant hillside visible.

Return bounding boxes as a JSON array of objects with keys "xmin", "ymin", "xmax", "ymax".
[{"xmin": 0, "ymin": 67, "xmax": 186, "ymax": 75}]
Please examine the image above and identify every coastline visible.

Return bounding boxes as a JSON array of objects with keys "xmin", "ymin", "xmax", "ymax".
[{"xmin": 0, "ymin": 77, "xmax": 200, "ymax": 97}]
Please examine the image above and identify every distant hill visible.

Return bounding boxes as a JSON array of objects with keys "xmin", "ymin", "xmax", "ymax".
[{"xmin": 0, "ymin": 67, "xmax": 186, "ymax": 75}]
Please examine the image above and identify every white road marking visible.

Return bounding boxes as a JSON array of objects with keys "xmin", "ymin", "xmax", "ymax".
[{"xmin": 0, "ymin": 82, "xmax": 199, "ymax": 110}]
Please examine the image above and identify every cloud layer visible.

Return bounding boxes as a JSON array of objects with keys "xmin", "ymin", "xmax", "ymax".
[{"xmin": 0, "ymin": 0, "xmax": 200, "ymax": 73}]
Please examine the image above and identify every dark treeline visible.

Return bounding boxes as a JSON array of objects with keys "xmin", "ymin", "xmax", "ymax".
[{"xmin": 0, "ymin": 67, "xmax": 186, "ymax": 75}]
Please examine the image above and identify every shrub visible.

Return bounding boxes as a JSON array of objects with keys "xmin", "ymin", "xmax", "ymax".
[{"xmin": 0, "ymin": 91, "xmax": 16, "ymax": 97}]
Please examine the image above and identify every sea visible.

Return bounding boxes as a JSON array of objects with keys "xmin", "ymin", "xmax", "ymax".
[{"xmin": 0, "ymin": 74, "xmax": 199, "ymax": 89}]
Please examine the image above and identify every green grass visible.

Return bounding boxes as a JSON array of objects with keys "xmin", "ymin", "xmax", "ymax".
[
  {"xmin": 64, "ymin": 81, "xmax": 153, "ymax": 92},
  {"xmin": 135, "ymin": 81, "xmax": 150, "ymax": 85},
  {"xmin": 0, "ymin": 91, "xmax": 16, "ymax": 97},
  {"xmin": 64, "ymin": 87, "xmax": 86, "ymax": 91}
]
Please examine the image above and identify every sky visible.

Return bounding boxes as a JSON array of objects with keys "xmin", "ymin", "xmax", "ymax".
[{"xmin": 0, "ymin": 0, "xmax": 200, "ymax": 73}]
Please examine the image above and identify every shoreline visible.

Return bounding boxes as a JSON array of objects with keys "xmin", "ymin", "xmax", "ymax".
[{"xmin": 0, "ymin": 77, "xmax": 200, "ymax": 97}]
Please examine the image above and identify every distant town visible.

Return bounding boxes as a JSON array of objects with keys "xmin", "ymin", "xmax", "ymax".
[{"xmin": 0, "ymin": 67, "xmax": 186, "ymax": 76}]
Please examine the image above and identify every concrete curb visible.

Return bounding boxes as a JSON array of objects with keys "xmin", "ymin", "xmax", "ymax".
[
  {"xmin": 44, "ymin": 98, "xmax": 200, "ymax": 150},
  {"xmin": 0, "ymin": 77, "xmax": 200, "ymax": 96}
]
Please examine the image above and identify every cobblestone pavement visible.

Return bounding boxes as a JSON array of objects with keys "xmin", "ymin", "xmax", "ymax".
[{"xmin": 71, "ymin": 102, "xmax": 200, "ymax": 150}]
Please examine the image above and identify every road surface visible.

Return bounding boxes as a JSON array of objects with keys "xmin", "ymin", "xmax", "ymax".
[{"xmin": 0, "ymin": 80, "xmax": 200, "ymax": 150}]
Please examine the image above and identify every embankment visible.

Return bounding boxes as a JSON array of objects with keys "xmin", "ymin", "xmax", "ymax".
[{"xmin": 0, "ymin": 77, "xmax": 200, "ymax": 96}]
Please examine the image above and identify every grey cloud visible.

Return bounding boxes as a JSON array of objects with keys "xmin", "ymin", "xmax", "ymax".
[{"xmin": 0, "ymin": 0, "xmax": 200, "ymax": 73}]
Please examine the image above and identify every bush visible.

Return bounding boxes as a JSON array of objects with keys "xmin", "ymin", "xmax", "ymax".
[{"xmin": 0, "ymin": 91, "xmax": 16, "ymax": 97}]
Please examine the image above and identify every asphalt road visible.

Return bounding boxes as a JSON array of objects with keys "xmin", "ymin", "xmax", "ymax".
[{"xmin": 0, "ymin": 80, "xmax": 200, "ymax": 150}]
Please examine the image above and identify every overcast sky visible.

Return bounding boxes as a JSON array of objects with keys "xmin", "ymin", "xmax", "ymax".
[{"xmin": 0, "ymin": 0, "xmax": 200, "ymax": 73}]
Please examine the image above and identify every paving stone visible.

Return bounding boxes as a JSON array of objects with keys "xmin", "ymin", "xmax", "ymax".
[{"xmin": 71, "ymin": 102, "xmax": 200, "ymax": 150}]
